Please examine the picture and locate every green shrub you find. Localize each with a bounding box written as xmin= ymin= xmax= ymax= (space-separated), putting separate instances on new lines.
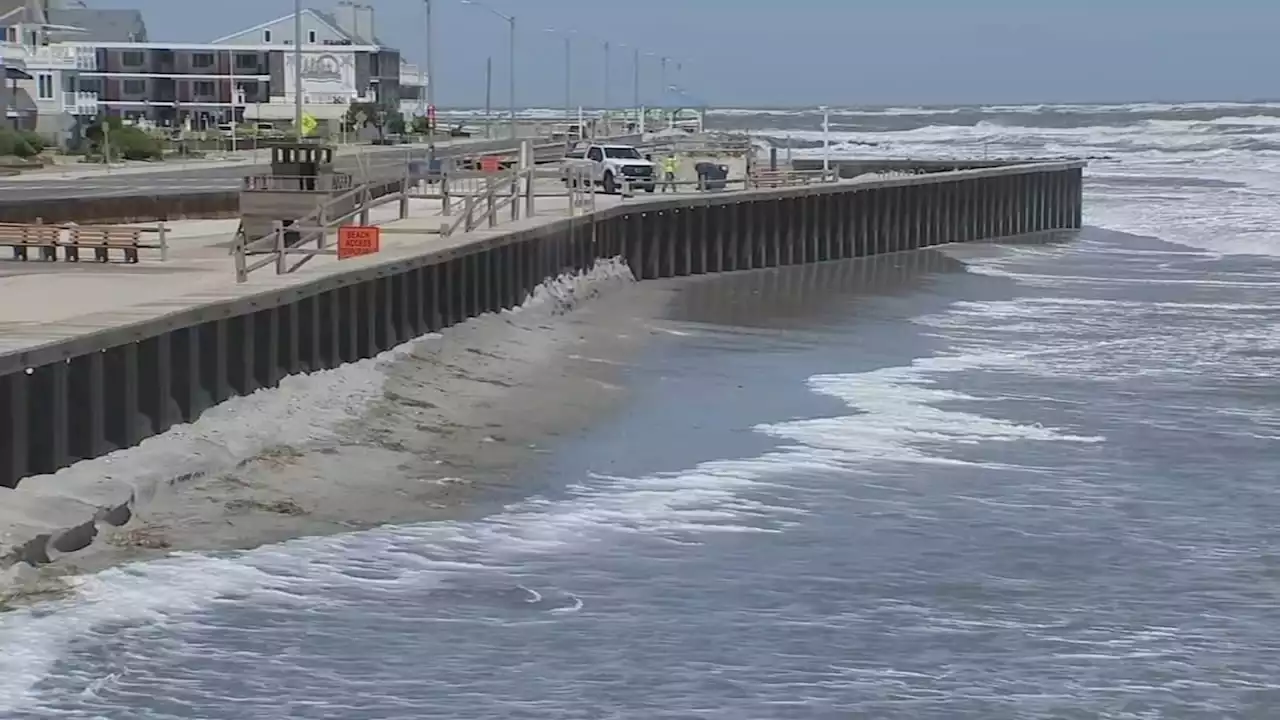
xmin=83 ymin=119 xmax=163 ymax=161
xmin=19 ymin=131 xmax=45 ymax=155
xmin=112 ymin=126 xmax=162 ymax=161
xmin=0 ymin=128 xmax=40 ymax=158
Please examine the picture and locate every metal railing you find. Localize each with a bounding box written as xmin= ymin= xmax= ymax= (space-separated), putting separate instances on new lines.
xmin=233 ymin=180 xmax=405 ymax=282
xmin=437 ymin=165 xmax=536 ymax=237
xmin=744 ymin=168 xmax=839 ymax=188
xmin=241 ymin=173 xmax=356 ymax=191
xmin=232 ymin=140 xmax=543 ymax=283
xmin=616 ymin=169 xmax=839 ymax=197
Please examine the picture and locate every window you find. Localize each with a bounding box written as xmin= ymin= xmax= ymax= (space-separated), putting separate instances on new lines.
xmin=121 ymin=50 xmax=144 ymax=66
xmin=194 ymin=80 xmax=215 ymax=96
xmin=66 ymin=75 xmax=77 ymax=93
xmin=307 ymin=30 xmax=316 ymax=43
xmin=235 ymin=52 xmax=258 ymax=70
xmin=122 ymin=79 xmax=146 ymax=94
xmin=2 ymin=27 xmax=15 ymax=43
xmin=263 ymin=29 xmax=272 ymax=42
xmin=604 ymin=146 xmax=642 ymax=160
xmin=587 ymin=147 xmax=603 ymax=162
xmin=191 ymin=52 xmax=214 ymax=68
xmin=36 ymin=74 xmax=53 ymax=100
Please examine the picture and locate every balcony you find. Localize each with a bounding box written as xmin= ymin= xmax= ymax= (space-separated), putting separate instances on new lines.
xmin=13 ymin=43 xmax=96 ymax=71
xmin=62 ymin=90 xmax=98 ymax=116
xmin=0 ymin=42 xmax=26 ymax=67
xmin=399 ymin=62 xmax=424 ymax=89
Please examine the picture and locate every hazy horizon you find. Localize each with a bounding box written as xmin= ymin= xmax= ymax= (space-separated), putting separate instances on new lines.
xmin=86 ymin=0 xmax=1280 ymax=109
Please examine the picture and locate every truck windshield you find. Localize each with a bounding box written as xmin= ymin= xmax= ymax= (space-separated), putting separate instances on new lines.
xmin=604 ymin=147 xmax=643 ymax=159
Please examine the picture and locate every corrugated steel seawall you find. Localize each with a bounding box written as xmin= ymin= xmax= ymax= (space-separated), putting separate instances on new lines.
xmin=0 ymin=161 xmax=1084 ymax=490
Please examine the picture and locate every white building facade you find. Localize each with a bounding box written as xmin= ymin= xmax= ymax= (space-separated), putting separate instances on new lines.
xmin=2 ymin=4 xmax=424 ymax=138
xmin=0 ymin=2 xmax=99 ymax=141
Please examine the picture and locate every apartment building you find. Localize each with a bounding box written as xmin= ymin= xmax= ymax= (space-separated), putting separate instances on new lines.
xmin=2 ymin=2 xmax=424 ymax=139
xmin=0 ymin=0 xmax=111 ymax=139
xmin=85 ymin=5 xmax=421 ymax=131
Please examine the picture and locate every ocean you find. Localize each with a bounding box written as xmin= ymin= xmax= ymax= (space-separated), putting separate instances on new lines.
xmin=3 ymin=101 xmax=1280 ymax=718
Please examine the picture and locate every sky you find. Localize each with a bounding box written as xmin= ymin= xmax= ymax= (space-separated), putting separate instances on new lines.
xmin=90 ymin=0 xmax=1280 ymax=109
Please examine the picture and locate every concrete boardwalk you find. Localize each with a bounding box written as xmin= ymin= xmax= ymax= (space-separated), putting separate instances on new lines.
xmin=0 ymin=144 xmax=754 ymax=358
xmin=0 ymin=177 xmax=700 ymax=356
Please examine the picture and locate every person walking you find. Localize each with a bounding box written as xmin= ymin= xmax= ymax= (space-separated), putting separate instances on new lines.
xmin=661 ymin=153 xmax=679 ymax=193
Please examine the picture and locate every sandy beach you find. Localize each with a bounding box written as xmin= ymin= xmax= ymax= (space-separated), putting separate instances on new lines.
xmin=0 ymin=260 xmax=685 ymax=597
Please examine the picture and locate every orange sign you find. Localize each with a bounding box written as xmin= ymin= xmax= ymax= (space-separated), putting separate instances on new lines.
xmin=337 ymin=225 xmax=380 ymax=260
xmin=479 ymin=155 xmax=502 ymax=172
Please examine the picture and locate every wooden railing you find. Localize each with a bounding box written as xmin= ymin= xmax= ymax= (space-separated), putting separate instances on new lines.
xmin=233 ymin=179 xmax=407 ymax=283
xmin=232 ymin=141 xmax=544 ymax=283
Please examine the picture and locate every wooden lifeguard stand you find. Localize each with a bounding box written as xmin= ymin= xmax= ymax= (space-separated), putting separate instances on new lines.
xmin=239 ymin=142 xmax=355 ymax=241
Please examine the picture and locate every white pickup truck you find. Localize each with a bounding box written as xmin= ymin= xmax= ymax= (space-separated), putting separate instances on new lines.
xmin=562 ymin=142 xmax=657 ymax=194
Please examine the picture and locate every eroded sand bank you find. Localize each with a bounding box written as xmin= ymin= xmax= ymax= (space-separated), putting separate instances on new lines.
xmin=0 ymin=259 xmax=684 ymax=596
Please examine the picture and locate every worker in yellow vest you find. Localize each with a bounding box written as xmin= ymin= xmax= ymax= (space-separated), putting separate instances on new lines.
xmin=661 ymin=153 xmax=679 ymax=193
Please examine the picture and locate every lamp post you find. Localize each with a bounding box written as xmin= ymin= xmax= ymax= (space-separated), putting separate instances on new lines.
xmin=424 ymin=0 xmax=435 ymax=162
xmin=461 ymin=0 xmax=515 ymax=139
xmin=293 ymin=0 xmax=303 ymax=140
xmin=602 ymin=40 xmax=610 ymax=114
xmin=545 ymin=28 xmax=572 ymax=122
xmin=659 ymin=56 xmax=668 ymax=111
xmin=820 ymin=105 xmax=831 ymax=177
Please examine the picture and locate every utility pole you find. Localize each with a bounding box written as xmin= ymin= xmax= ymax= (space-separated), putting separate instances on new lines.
xmin=293 ymin=0 xmax=303 ymax=140
xmin=460 ymin=1 xmax=515 ymax=139
xmin=660 ymin=56 xmax=668 ymax=110
xmin=507 ymin=15 xmax=516 ymax=139
xmin=563 ymin=35 xmax=571 ymax=122
xmin=484 ymin=55 xmax=492 ymax=139
xmin=632 ymin=46 xmax=639 ymax=126
xmin=603 ymin=41 xmax=610 ymax=115
xmin=821 ymin=105 xmax=830 ymax=177
xmin=424 ymin=0 xmax=435 ymax=162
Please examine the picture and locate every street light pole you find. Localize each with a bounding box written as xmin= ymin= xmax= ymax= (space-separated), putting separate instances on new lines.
xmin=563 ymin=35 xmax=571 ymax=122
xmin=603 ymin=41 xmax=610 ymax=113
xmin=545 ymin=28 xmax=571 ymax=123
xmin=820 ymin=105 xmax=831 ymax=177
xmin=632 ymin=46 xmax=639 ymax=126
xmin=424 ymin=0 xmax=435 ymax=161
xmin=293 ymin=0 xmax=303 ymax=140
xmin=660 ymin=56 xmax=668 ymax=109
xmin=461 ymin=0 xmax=516 ymax=139
xmin=507 ymin=15 xmax=515 ymax=139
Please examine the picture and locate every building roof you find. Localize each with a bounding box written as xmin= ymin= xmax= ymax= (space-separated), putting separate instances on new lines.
xmin=45 ymin=8 xmax=147 ymax=42
xmin=310 ymin=9 xmax=385 ymax=46
xmin=210 ymin=8 xmax=389 ymax=49
xmin=211 ymin=9 xmax=343 ymax=44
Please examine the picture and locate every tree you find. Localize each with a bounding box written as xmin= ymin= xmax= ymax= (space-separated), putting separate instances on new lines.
xmin=344 ymin=101 xmax=404 ymax=142
xmin=83 ymin=116 xmax=163 ymax=161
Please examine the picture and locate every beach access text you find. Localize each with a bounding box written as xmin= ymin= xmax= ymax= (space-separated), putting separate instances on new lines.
xmin=337 ymin=225 xmax=380 ymax=260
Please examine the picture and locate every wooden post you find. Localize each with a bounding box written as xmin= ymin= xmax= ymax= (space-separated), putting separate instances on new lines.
xmin=522 ymin=139 xmax=534 ymax=218
xmin=157 ymin=221 xmax=168 ymax=261
xmin=274 ymin=220 xmax=286 ymax=275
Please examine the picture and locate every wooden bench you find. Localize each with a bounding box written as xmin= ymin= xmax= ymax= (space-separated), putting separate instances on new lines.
xmin=64 ymin=225 xmax=148 ymax=263
xmin=0 ymin=223 xmax=61 ymax=261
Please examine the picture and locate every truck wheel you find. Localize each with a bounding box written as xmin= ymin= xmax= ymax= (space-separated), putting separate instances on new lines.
xmin=603 ymin=171 xmax=617 ymax=194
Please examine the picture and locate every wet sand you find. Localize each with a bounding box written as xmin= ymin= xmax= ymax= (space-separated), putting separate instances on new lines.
xmin=2 ymin=262 xmax=685 ymax=592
